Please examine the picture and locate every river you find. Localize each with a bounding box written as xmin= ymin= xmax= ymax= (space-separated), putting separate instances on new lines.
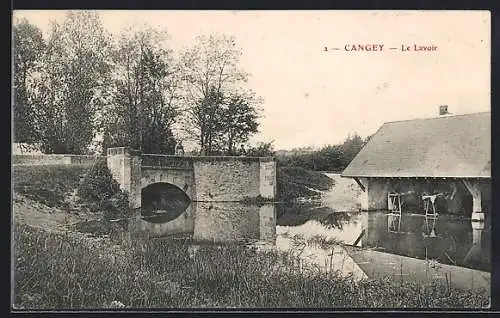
xmin=77 ymin=173 xmax=491 ymax=291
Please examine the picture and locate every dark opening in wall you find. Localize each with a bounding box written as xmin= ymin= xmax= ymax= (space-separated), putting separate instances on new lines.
xmin=141 ymin=182 xmax=191 ymax=222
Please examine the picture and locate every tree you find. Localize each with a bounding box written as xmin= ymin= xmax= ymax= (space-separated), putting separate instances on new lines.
xmin=246 ymin=141 xmax=275 ymax=157
xmin=103 ymin=25 xmax=181 ymax=154
xmin=276 ymin=134 xmax=365 ymax=172
xmin=221 ymin=94 xmax=259 ymax=155
xmin=31 ymin=11 xmax=112 ymax=154
xmin=12 ymin=18 xmax=45 ymax=143
xmin=186 ymin=88 xmax=261 ymax=155
xmin=186 ymin=87 xmax=226 ymax=155
xmin=341 ymin=133 xmax=365 ymax=167
xmin=181 ymin=33 xmax=250 ymax=154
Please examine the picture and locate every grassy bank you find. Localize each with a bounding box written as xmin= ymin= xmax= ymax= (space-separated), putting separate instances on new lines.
xmin=12 ymin=164 xmax=91 ymax=208
xmin=277 ymin=165 xmax=334 ymax=202
xmin=13 ymin=222 xmax=489 ymax=309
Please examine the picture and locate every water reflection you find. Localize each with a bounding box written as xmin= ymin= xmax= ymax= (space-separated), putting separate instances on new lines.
xmin=387 ymin=213 xmax=401 ymax=233
xmin=129 ymin=202 xmax=276 ymax=244
xmin=275 ymin=199 xmax=490 ymax=272
xmin=277 ymin=203 xmax=356 ymax=230
xmin=423 ymin=216 xmax=438 ymax=238
xmin=357 ymin=212 xmax=490 ymax=271
xmin=193 ymin=202 xmax=276 ymax=244
xmin=464 ymin=221 xmax=486 ymax=269
xmin=129 ymin=203 xmax=196 ymax=238
xmin=125 ymin=192 xmax=489 ymax=273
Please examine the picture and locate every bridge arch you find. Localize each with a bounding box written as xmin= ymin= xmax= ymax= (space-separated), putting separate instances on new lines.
xmin=140 ymin=168 xmax=195 ymax=202
xmin=141 ymin=182 xmax=191 ymax=221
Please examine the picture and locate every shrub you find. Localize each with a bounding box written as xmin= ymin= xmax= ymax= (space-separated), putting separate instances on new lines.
xmin=77 ymin=160 xmax=129 ymax=219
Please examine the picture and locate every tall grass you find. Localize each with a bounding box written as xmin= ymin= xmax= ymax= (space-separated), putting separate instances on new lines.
xmin=13 ymin=222 xmax=489 ymax=309
xmin=12 ymin=165 xmax=90 ymax=208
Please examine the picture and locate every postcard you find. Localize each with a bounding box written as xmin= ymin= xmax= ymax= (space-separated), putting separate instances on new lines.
xmin=11 ymin=10 xmax=491 ymax=310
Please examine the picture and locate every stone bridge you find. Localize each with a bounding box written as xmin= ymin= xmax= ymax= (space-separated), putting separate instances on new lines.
xmin=106 ymin=147 xmax=277 ymax=208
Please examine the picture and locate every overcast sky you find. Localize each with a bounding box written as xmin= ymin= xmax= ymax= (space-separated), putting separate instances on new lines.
xmin=13 ymin=10 xmax=490 ymax=150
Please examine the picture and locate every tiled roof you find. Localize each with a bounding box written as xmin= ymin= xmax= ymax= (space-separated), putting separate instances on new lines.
xmin=341 ymin=112 xmax=490 ymax=178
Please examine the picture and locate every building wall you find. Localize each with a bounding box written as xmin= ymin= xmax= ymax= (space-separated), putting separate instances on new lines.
xmin=361 ymin=177 xmax=491 ymax=216
xmin=366 ymin=178 xmax=393 ymax=210
xmin=357 ymin=178 xmax=369 ymax=210
xmin=479 ymin=180 xmax=492 ymax=213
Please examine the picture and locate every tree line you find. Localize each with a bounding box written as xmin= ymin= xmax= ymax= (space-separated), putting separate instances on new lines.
xmin=277 ymin=133 xmax=371 ymax=172
xmin=13 ymin=11 xmax=262 ymax=155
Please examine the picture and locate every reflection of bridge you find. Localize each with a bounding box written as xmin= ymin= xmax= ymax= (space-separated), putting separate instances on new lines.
xmin=107 ymin=147 xmax=277 ymax=208
xmin=129 ymin=202 xmax=277 ymax=244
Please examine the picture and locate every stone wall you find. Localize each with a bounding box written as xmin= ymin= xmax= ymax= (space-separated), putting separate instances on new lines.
xmin=12 ymin=154 xmax=103 ymax=166
xmin=12 ymin=143 xmax=43 ymax=155
xmin=106 ymin=148 xmax=277 ymax=206
xmin=259 ymin=160 xmax=277 ymax=199
xmin=106 ymin=147 xmax=142 ymax=208
xmin=193 ymin=157 xmax=262 ymax=202
xmin=140 ymin=168 xmax=195 ymax=201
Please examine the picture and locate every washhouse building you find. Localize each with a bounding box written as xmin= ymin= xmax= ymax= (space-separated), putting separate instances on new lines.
xmin=341 ymin=110 xmax=491 ymax=221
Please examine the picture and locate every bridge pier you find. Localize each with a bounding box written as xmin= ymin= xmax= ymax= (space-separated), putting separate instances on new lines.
xmin=107 ymin=147 xmax=142 ymax=208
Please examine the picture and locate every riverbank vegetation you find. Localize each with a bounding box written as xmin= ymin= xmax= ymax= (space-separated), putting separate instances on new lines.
xmin=12 ymin=163 xmax=130 ymax=221
xmin=276 ymin=133 xmax=369 ymax=173
xmin=271 ymin=133 xmax=369 ymax=201
xmin=12 ymin=164 xmax=88 ymax=208
xmin=276 ymin=165 xmax=334 ymax=202
xmin=13 ymin=222 xmax=489 ymax=309
xmin=77 ymin=160 xmax=130 ymax=219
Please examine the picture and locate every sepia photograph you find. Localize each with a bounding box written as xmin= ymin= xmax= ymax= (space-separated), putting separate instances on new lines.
xmin=11 ymin=10 xmax=491 ymax=310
